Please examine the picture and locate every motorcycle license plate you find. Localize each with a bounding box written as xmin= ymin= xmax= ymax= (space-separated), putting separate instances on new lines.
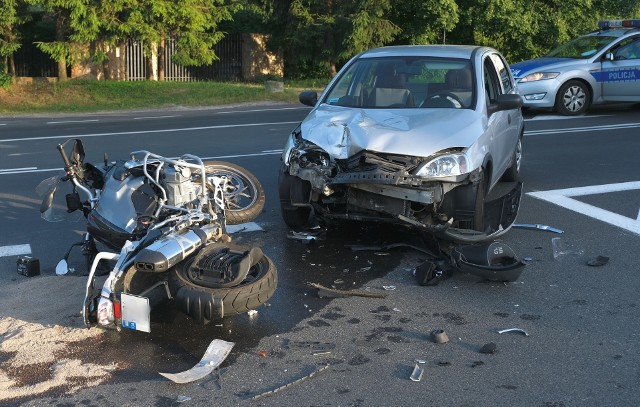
xmin=121 ymin=293 xmax=151 ymax=333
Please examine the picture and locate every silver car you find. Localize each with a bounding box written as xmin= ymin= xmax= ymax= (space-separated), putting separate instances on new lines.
xmin=511 ymin=19 xmax=640 ymax=115
xmin=279 ymin=45 xmax=524 ymax=243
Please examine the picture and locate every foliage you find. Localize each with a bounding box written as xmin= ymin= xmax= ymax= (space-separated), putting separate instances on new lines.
xmin=0 ymin=71 xmax=13 ymax=87
xmin=0 ymin=0 xmax=31 ymax=69
xmin=387 ymin=0 xmax=459 ymax=45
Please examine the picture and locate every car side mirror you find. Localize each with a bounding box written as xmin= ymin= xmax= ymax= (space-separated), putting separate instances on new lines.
xmin=487 ymin=94 xmax=523 ymax=115
xmin=299 ymin=90 xmax=318 ymax=107
xmin=605 ymin=52 xmax=615 ymax=61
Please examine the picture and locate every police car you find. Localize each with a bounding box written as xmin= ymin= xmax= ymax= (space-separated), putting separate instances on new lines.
xmin=511 ymin=19 xmax=640 ymax=115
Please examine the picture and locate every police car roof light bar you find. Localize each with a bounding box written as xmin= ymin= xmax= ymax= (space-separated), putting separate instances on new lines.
xmin=598 ymin=19 xmax=640 ymax=29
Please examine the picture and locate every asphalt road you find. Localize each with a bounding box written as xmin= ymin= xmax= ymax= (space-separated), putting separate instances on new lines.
xmin=1 ymin=103 xmax=639 ymax=406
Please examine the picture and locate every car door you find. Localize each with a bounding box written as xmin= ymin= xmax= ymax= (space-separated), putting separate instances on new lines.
xmin=483 ymin=53 xmax=518 ymax=187
xmin=601 ymin=35 xmax=640 ymax=101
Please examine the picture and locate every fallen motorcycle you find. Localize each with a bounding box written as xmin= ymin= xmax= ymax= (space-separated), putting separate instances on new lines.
xmin=38 ymin=139 xmax=276 ymax=332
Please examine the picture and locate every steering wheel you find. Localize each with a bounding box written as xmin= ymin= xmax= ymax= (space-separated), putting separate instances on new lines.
xmin=421 ymin=91 xmax=464 ymax=108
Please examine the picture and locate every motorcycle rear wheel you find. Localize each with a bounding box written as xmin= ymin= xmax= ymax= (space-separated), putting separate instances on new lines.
xmin=198 ymin=161 xmax=266 ymax=225
xmin=169 ymin=245 xmax=277 ymax=325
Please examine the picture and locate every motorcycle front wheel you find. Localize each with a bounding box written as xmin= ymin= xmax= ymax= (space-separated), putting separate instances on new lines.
xmin=169 ymin=244 xmax=277 ymax=325
xmin=197 ymin=161 xmax=266 ymax=225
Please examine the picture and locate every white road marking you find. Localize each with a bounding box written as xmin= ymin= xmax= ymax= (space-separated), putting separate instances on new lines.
xmin=525 ymin=114 xmax=611 ymax=121
xmin=47 ymin=119 xmax=100 ymax=125
xmin=216 ymin=107 xmax=309 ymax=114
xmin=133 ymin=115 xmax=180 ymax=120
xmin=0 ymin=244 xmax=32 ymax=257
xmin=0 ymin=121 xmax=299 ymax=143
xmin=527 ymin=181 xmax=640 ymax=235
xmin=524 ymin=122 xmax=640 ymax=136
xmin=226 ymin=222 xmax=264 ymax=233
xmin=0 ymin=150 xmax=284 ymax=175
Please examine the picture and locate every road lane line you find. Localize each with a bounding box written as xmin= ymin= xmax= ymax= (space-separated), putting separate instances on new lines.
xmin=216 ymin=107 xmax=309 ymax=114
xmin=0 ymin=151 xmax=283 ymax=175
xmin=0 ymin=244 xmax=32 ymax=257
xmin=133 ymin=115 xmax=180 ymax=120
xmin=0 ymin=121 xmax=300 ymax=143
xmin=524 ymin=122 xmax=640 ymax=136
xmin=47 ymin=119 xmax=100 ymax=125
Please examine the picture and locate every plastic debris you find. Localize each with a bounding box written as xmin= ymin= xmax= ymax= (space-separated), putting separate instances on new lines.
xmin=409 ymin=359 xmax=426 ymax=381
xmin=286 ymin=227 xmax=326 ymax=242
xmin=258 ymin=351 xmax=267 ymax=358
xmin=247 ymin=310 xmax=258 ymax=317
xmin=177 ymin=395 xmax=191 ymax=403
xmin=285 ymin=340 xmax=336 ymax=351
xmin=431 ymin=329 xmax=449 ymax=344
xmin=587 ymin=255 xmax=609 ymax=267
xmin=160 ymin=339 xmax=234 ymax=383
xmin=382 ymin=285 xmax=396 ymax=290
xmin=251 ymin=365 xmax=330 ymax=400
xmin=479 ymin=343 xmax=497 ymax=354
xmin=552 ymin=237 xmax=585 ymax=260
xmin=309 ymin=282 xmax=387 ymax=299
xmin=513 ymin=223 xmax=564 ymax=234
xmin=498 ymin=328 xmax=529 ymax=336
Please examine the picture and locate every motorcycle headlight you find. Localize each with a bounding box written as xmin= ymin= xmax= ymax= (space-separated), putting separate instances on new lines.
xmin=519 ymin=72 xmax=559 ymax=83
xmin=415 ymin=153 xmax=469 ymax=178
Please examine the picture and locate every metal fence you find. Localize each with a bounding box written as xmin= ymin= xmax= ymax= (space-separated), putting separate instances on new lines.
xmin=126 ymin=34 xmax=243 ymax=81
xmin=13 ymin=42 xmax=59 ymax=77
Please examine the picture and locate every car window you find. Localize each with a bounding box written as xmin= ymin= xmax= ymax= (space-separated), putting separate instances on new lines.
xmin=490 ymin=53 xmax=514 ymax=94
xmin=546 ymin=35 xmax=618 ymax=59
xmin=612 ymin=37 xmax=640 ymax=60
xmin=323 ymin=57 xmax=475 ymax=109
xmin=483 ymin=57 xmax=502 ymax=104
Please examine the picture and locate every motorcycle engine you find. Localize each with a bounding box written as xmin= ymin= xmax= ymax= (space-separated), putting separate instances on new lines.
xmin=163 ymin=165 xmax=197 ymax=207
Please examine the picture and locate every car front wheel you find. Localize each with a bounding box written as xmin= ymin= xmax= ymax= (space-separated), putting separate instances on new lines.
xmin=555 ymin=80 xmax=590 ymax=115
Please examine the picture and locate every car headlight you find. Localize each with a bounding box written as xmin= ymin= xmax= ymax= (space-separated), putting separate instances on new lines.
xmin=282 ymin=133 xmax=297 ymax=165
xmin=519 ymin=72 xmax=560 ymax=83
xmin=415 ymin=153 xmax=469 ymax=178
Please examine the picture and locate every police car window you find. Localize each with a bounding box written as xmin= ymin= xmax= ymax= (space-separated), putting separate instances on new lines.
xmin=614 ymin=37 xmax=640 ymax=60
xmin=546 ymin=35 xmax=617 ymax=59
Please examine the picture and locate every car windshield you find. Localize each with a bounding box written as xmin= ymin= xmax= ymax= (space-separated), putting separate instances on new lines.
xmin=545 ymin=35 xmax=617 ymax=59
xmin=323 ymin=56 xmax=475 ymax=109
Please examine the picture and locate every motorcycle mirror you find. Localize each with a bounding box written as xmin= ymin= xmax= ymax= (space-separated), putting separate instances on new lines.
xmin=40 ymin=184 xmax=57 ymax=213
xmin=70 ymin=139 xmax=85 ymax=165
xmin=103 ymin=152 xmax=108 ymax=167
xmin=55 ymin=259 xmax=70 ymax=275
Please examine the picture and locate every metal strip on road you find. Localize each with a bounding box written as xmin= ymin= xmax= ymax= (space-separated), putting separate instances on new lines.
xmin=0 ymin=244 xmax=32 ymax=258
xmin=0 ymin=121 xmax=300 ymax=143
xmin=524 ymin=122 xmax=640 ymax=136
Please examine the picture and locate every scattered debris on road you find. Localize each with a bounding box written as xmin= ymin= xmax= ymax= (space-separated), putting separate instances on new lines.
xmin=513 ymin=223 xmax=564 ymax=234
xmin=309 ymin=282 xmax=387 ymax=299
xmin=251 ymin=365 xmax=330 ymax=400
xmin=498 ymin=328 xmax=529 ymax=336
xmin=159 ymin=339 xmax=234 ymax=384
xmin=587 ymin=255 xmax=609 ymax=267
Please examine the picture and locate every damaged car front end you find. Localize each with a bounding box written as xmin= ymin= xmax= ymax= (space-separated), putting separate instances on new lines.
xmin=279 ymin=45 xmax=524 ymax=244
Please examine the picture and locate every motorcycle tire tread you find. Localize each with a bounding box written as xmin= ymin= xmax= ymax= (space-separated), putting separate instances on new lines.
xmin=169 ymin=252 xmax=277 ymax=325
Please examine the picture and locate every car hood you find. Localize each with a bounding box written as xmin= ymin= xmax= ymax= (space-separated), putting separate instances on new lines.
xmin=510 ymin=57 xmax=586 ymax=78
xmin=300 ymin=104 xmax=483 ymax=160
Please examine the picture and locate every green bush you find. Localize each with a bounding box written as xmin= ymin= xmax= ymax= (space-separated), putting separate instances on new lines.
xmin=0 ymin=72 xmax=13 ymax=89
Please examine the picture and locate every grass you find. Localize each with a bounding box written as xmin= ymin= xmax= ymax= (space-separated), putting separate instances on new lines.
xmin=0 ymin=79 xmax=328 ymax=114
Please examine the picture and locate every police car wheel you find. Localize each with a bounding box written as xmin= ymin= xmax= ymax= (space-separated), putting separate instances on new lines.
xmin=555 ymin=80 xmax=590 ymax=116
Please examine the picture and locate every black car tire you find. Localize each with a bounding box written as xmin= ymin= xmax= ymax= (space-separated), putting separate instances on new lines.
xmin=501 ymin=137 xmax=522 ymax=182
xmin=278 ymin=169 xmax=313 ymax=228
xmin=169 ymin=247 xmax=277 ymax=325
xmin=199 ymin=161 xmax=265 ymax=225
xmin=555 ymin=80 xmax=590 ymax=116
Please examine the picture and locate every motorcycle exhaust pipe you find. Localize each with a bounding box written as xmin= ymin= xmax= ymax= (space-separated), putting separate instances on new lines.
xmin=134 ymin=224 xmax=219 ymax=272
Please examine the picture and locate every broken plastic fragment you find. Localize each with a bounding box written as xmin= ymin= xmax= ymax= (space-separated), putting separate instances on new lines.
xmin=513 ymin=223 xmax=564 ymax=234
xmin=479 ymin=343 xmax=497 ymax=354
xmin=251 ymin=365 xmax=330 ymax=400
xmin=431 ymin=329 xmax=449 ymax=344
xmin=247 ymin=310 xmax=258 ymax=317
xmin=498 ymin=328 xmax=529 ymax=336
xmin=382 ymin=285 xmax=396 ymax=290
xmin=409 ymin=359 xmax=426 ymax=381
xmin=160 ymin=339 xmax=234 ymax=383
xmin=587 ymin=255 xmax=609 ymax=267
xmin=177 ymin=395 xmax=191 ymax=403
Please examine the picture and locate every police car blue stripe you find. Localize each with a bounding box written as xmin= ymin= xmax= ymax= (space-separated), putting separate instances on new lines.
xmin=591 ymin=68 xmax=640 ymax=82
xmin=510 ymin=57 xmax=570 ymax=77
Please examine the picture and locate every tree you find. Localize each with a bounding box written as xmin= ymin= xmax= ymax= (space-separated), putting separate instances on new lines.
xmin=259 ymin=0 xmax=399 ymax=78
xmin=387 ymin=0 xmax=459 ymax=45
xmin=0 ymin=0 xmax=30 ymax=75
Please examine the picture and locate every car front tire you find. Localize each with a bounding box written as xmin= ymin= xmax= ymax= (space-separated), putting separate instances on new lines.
xmin=555 ymin=80 xmax=590 ymax=115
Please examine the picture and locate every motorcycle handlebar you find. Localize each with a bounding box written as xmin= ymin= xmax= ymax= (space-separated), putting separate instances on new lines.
xmin=57 ymin=142 xmax=73 ymax=168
